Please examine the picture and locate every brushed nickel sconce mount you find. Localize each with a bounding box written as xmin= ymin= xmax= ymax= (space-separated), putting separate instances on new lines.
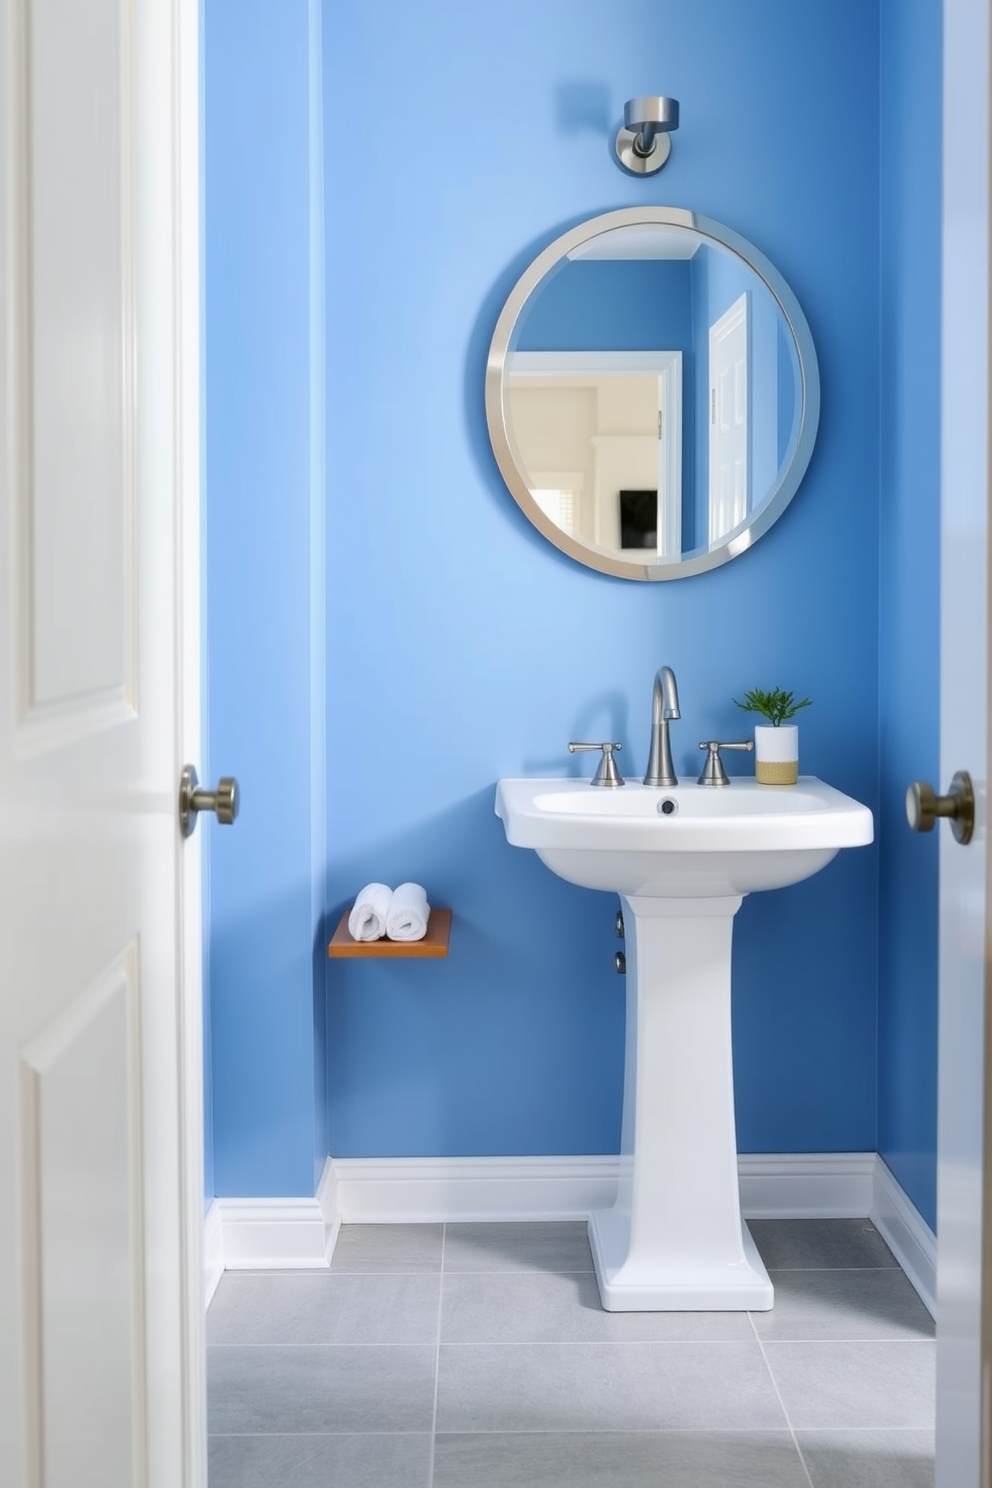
xmin=615 ymin=96 xmax=680 ymax=177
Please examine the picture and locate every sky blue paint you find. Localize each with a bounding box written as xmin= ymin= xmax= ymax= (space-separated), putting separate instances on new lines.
xmin=518 ymin=260 xmax=694 ymax=351
xmin=322 ymin=0 xmax=882 ymax=1163
xmin=203 ymin=0 xmax=325 ymax=1196
xmin=307 ymin=0 xmax=328 ymax=1197
xmin=876 ymin=0 xmax=942 ymax=1230
xmin=201 ymin=0 xmax=942 ymax=1203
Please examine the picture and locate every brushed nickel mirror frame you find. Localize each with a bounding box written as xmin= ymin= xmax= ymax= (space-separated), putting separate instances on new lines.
xmin=485 ymin=206 xmax=820 ymax=581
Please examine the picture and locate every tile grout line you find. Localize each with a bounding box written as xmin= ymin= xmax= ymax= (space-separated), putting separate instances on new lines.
xmin=746 ymin=1309 xmax=817 ymax=1488
xmin=204 ymin=1334 xmax=937 ymax=1350
xmin=427 ymin=1224 xmax=446 ymax=1487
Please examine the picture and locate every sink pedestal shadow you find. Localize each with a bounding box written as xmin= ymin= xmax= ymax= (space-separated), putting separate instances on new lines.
xmin=588 ymin=893 xmax=773 ymax=1312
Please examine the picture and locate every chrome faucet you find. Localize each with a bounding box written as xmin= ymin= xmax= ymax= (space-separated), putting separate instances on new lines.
xmin=643 ymin=666 xmax=681 ymax=786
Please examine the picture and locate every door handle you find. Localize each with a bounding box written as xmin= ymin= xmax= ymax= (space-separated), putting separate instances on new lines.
xmin=179 ymin=764 xmax=240 ymax=838
xmin=905 ymin=770 xmax=974 ymax=845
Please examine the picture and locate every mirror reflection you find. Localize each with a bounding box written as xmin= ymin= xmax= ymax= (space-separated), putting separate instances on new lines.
xmin=486 ymin=209 xmax=819 ymax=581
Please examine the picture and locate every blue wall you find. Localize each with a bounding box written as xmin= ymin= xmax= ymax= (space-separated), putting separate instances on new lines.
xmin=203 ymin=0 xmax=326 ymax=1196
xmin=518 ymin=260 xmax=694 ymax=351
xmin=877 ymin=0 xmax=942 ymax=1229
xmin=323 ymin=0 xmax=880 ymax=1162
xmin=202 ymin=0 xmax=941 ymax=1220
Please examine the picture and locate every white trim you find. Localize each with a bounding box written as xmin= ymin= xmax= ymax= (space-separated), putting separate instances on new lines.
xmin=212 ymin=1198 xmax=333 ymax=1271
xmin=203 ymin=1202 xmax=224 ymax=1308
xmin=169 ymin=1 xmax=207 ymax=1482
xmin=870 ymin=1157 xmax=937 ymax=1317
xmin=205 ymin=1152 xmax=935 ymax=1317
xmin=328 ymin=1154 xmax=621 ymax=1224
xmin=737 ymin=1151 xmax=876 ymax=1218
xmin=316 ymin=1149 xmax=342 ymax=1257
xmin=326 ymin=1152 xmax=876 ymax=1226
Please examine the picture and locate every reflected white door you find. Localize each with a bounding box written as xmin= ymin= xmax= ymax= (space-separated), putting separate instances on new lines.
xmin=708 ymin=293 xmax=748 ymax=544
xmin=934 ymin=1 xmax=990 ymax=1484
xmin=0 ymin=2 xmax=205 ymax=1485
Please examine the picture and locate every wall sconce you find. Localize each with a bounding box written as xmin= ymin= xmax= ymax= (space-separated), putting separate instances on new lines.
xmin=614 ymin=96 xmax=680 ymax=177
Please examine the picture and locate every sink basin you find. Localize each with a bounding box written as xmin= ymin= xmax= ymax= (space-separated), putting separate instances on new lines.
xmin=495 ymin=772 xmax=873 ymax=1313
xmin=495 ymin=776 xmax=873 ymax=898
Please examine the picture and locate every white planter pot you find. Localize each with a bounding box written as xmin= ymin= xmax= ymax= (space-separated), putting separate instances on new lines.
xmin=754 ymin=724 xmax=799 ymax=785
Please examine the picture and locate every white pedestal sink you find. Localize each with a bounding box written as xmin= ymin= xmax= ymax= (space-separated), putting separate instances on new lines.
xmin=495 ymin=776 xmax=873 ymax=1311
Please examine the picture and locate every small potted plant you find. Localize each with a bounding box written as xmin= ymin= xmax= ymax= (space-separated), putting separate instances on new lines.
xmin=732 ymin=687 xmax=811 ymax=785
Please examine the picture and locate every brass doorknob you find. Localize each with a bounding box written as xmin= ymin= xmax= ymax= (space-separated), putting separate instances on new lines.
xmin=905 ymin=770 xmax=974 ymax=845
xmin=179 ymin=764 xmax=240 ymax=838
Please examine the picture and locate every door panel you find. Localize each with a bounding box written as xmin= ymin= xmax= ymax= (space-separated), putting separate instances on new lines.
xmin=935 ymin=1 xmax=990 ymax=1483
xmin=0 ymin=0 xmax=203 ymax=1483
xmin=27 ymin=0 xmax=131 ymax=709
xmin=708 ymin=293 xmax=748 ymax=544
xmin=19 ymin=946 xmax=144 ymax=1487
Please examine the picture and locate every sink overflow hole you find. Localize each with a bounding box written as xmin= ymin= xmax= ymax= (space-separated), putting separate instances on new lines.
xmin=657 ymin=798 xmax=678 ymax=816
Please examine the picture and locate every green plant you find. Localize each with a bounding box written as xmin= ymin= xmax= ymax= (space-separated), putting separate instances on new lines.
xmin=732 ymin=687 xmax=812 ymax=727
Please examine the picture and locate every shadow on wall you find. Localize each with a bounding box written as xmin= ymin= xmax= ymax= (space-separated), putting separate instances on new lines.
xmin=325 ymin=786 xmax=626 ymax=1159
xmin=554 ymin=81 xmax=612 ymax=136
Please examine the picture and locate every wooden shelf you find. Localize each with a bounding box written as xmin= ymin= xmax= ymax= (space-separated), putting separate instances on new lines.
xmin=328 ymin=907 xmax=451 ymax=959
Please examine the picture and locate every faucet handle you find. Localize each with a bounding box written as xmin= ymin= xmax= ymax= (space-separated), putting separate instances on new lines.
xmin=568 ymin=741 xmax=625 ymax=788
xmin=697 ymin=739 xmax=754 ymax=786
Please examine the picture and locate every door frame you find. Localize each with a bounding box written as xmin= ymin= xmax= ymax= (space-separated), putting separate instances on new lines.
xmin=934 ymin=0 xmax=992 ymax=1483
xmin=171 ymin=0 xmax=208 ymax=1479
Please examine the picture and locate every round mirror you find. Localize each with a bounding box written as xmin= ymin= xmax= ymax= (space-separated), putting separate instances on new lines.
xmin=485 ymin=207 xmax=819 ymax=581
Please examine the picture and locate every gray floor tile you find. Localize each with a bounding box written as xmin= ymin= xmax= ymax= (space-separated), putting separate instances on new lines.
xmin=443 ymin=1221 xmax=593 ymax=1274
xmin=763 ymin=1341 xmax=936 ymax=1429
xmin=207 ymin=1271 xmax=440 ymax=1346
xmin=202 ymin=1219 xmax=940 ymax=1488
xmin=442 ymin=1268 xmax=753 ymax=1343
xmin=436 ymin=1341 xmax=787 ymax=1432
xmin=207 ymin=1432 xmax=432 ymax=1488
xmin=751 ymin=1269 xmax=935 ymax=1342
xmin=749 ymin=1219 xmax=898 ymax=1270
xmin=207 ymin=1344 xmax=436 ymax=1434
xmin=798 ymin=1429 xmax=935 ymax=1487
xmin=329 ymin=1222 xmax=444 ymax=1272
xmin=433 ymin=1431 xmax=812 ymax=1488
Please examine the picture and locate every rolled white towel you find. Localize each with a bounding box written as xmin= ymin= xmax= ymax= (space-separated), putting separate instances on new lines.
xmin=386 ymin=881 xmax=430 ymax=942
xmin=348 ymin=882 xmax=393 ymax=941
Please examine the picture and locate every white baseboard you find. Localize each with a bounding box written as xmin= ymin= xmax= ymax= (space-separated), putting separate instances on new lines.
xmin=205 ymin=1150 xmax=936 ymax=1318
xmin=870 ymin=1157 xmax=937 ymax=1316
xmin=738 ymin=1151 xmax=876 ymax=1218
xmin=327 ymin=1151 xmax=877 ymax=1225
xmin=203 ymin=1200 xmax=224 ymax=1306
xmin=327 ymin=1154 xmax=621 ymax=1224
xmin=210 ymin=1196 xmax=334 ymax=1271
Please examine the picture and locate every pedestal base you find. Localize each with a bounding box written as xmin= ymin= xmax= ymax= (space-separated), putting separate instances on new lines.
xmin=588 ymin=1206 xmax=774 ymax=1312
xmin=596 ymin=893 xmax=772 ymax=1312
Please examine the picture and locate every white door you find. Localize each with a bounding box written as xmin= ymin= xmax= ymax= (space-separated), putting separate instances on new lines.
xmin=0 ymin=2 xmax=205 ymax=1486
xmin=934 ymin=0 xmax=991 ymax=1483
xmin=708 ymin=293 xmax=748 ymax=544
